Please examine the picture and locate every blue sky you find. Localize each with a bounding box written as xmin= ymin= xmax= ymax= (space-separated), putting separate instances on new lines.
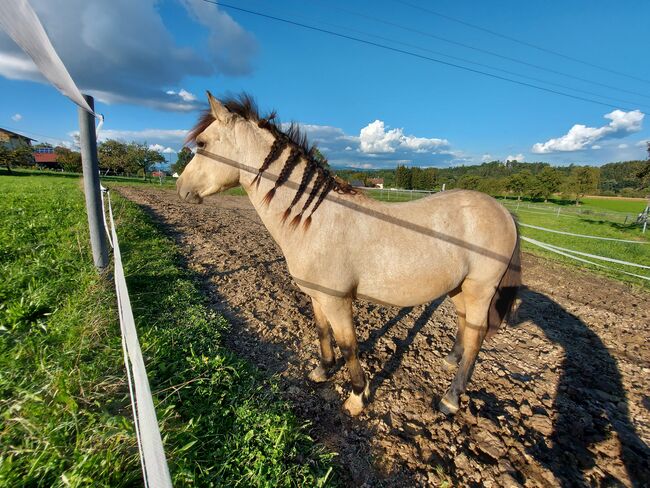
xmin=1 ymin=0 xmax=649 ymax=168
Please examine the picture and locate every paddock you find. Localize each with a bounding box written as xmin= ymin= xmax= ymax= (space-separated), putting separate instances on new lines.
xmin=120 ymin=185 xmax=650 ymax=487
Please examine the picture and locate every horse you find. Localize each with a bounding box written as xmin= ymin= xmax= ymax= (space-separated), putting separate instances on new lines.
xmin=176 ymin=92 xmax=521 ymax=416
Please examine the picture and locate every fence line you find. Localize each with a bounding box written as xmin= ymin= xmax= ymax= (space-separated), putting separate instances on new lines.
xmin=105 ymin=190 xmax=173 ymax=488
xmin=519 ymin=223 xmax=650 ymax=244
xmin=521 ymin=236 xmax=650 ymax=281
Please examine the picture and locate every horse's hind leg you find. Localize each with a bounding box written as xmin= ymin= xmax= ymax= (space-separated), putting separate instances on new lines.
xmin=439 ymin=280 xmax=491 ymax=415
xmin=318 ymin=296 xmax=369 ymax=416
xmin=443 ymin=286 xmax=466 ymax=370
xmin=308 ymin=298 xmax=336 ymax=383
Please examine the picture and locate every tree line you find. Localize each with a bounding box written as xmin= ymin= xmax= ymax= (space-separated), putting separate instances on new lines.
xmin=0 ymin=139 xmax=196 ymax=178
xmin=337 ymin=144 xmax=650 ymax=203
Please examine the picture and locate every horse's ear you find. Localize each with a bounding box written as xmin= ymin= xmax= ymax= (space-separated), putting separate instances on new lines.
xmin=207 ymin=91 xmax=229 ymax=121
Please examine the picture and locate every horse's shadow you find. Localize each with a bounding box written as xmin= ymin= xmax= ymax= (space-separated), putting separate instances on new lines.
xmin=490 ymin=286 xmax=650 ymax=487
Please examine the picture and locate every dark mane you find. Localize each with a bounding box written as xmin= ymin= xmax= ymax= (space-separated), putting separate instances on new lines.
xmin=187 ymin=93 xmax=356 ymax=229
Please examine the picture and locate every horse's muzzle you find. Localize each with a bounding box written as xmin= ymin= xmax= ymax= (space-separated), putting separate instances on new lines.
xmin=176 ymin=179 xmax=203 ymax=204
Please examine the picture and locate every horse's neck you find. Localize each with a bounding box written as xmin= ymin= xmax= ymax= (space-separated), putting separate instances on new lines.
xmin=239 ymin=146 xmax=309 ymax=248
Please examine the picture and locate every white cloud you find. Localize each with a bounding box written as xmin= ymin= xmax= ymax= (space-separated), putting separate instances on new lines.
xmin=166 ymin=89 xmax=197 ymax=103
xmin=148 ymin=143 xmax=176 ymax=153
xmin=11 ymin=113 xmax=22 ymax=121
xmin=481 ymin=153 xmax=493 ymax=162
xmin=592 ymin=145 xmax=602 ymax=150
xmin=506 ymin=153 xmax=525 ymax=162
xmin=70 ymin=128 xmax=188 ymax=147
xmin=278 ymin=120 xmax=458 ymax=168
xmin=0 ymin=0 xmax=257 ymax=111
xmin=617 ymin=143 xmax=628 ymax=149
xmin=532 ymin=109 xmax=644 ymax=154
xmin=358 ymin=120 xmax=449 ymax=154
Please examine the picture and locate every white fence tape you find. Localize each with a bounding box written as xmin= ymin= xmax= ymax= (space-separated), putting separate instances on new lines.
xmin=105 ymin=190 xmax=173 ymax=488
xmin=0 ymin=0 xmax=96 ymax=116
xmin=520 ymin=223 xmax=649 ymax=244
xmin=522 ymin=236 xmax=650 ymax=281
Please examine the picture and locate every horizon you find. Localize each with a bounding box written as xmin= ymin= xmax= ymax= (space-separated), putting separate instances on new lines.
xmin=1 ymin=1 xmax=649 ymax=169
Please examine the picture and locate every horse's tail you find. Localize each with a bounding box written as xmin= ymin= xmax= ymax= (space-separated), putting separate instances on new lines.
xmin=486 ymin=221 xmax=521 ymax=339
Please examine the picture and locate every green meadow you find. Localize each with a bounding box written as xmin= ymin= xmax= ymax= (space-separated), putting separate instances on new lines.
xmin=0 ymin=172 xmax=335 ymax=487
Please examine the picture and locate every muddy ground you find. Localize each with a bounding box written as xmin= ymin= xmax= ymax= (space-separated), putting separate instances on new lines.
xmin=119 ymin=187 xmax=650 ymax=487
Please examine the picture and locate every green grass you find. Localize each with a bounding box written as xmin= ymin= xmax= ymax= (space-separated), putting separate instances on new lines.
xmin=0 ymin=173 xmax=336 ymax=486
xmin=580 ymin=196 xmax=647 ymax=214
xmin=497 ymin=201 xmax=650 ymax=287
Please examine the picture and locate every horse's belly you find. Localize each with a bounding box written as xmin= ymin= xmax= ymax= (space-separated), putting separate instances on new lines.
xmin=356 ymin=268 xmax=460 ymax=307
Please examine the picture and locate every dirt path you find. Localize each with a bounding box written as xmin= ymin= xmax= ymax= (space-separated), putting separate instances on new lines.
xmin=119 ymin=187 xmax=650 ymax=487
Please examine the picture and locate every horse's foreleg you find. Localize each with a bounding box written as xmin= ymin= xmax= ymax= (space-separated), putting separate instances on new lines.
xmin=443 ymin=287 xmax=466 ymax=370
xmin=319 ymin=297 xmax=369 ymax=416
xmin=439 ymin=283 xmax=491 ymax=415
xmin=308 ymin=299 xmax=336 ymax=383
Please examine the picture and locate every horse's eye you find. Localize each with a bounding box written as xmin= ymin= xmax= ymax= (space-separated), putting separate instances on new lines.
xmin=196 ymin=140 xmax=206 ymax=149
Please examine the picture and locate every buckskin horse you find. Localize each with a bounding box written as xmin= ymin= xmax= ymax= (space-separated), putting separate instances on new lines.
xmin=176 ymin=92 xmax=520 ymax=416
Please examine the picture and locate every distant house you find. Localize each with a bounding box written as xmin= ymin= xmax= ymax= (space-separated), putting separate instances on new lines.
xmin=152 ymin=170 xmax=166 ymax=178
xmin=368 ymin=178 xmax=384 ymax=189
xmin=0 ymin=128 xmax=34 ymax=149
xmin=34 ymin=151 xmax=61 ymax=170
xmin=350 ymin=179 xmax=365 ymax=187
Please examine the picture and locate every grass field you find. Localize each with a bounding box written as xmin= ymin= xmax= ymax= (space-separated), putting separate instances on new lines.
xmin=0 ymin=173 xmax=335 ymax=486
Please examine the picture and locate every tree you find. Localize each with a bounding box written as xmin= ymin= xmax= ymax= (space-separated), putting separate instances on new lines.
xmin=535 ymin=167 xmax=562 ymax=202
xmin=457 ymin=174 xmax=481 ymax=190
xmin=55 ymin=146 xmax=82 ymax=173
xmin=8 ymin=145 xmax=34 ymax=169
xmin=98 ymin=139 xmax=130 ymax=174
xmin=567 ymin=166 xmax=600 ymax=205
xmin=0 ymin=144 xmax=11 ymax=172
xmin=128 ymin=142 xmax=165 ymax=179
xmin=637 ymin=142 xmax=650 ymax=185
xmin=506 ymin=171 xmax=532 ymax=200
xmin=172 ymin=147 xmax=193 ymax=174
xmin=394 ymin=164 xmax=411 ymax=189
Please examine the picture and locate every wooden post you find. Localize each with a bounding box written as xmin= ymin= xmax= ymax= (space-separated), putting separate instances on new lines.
xmin=78 ymin=94 xmax=108 ymax=270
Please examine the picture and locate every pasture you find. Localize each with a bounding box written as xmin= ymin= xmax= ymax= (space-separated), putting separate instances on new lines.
xmin=0 ymin=173 xmax=334 ymax=486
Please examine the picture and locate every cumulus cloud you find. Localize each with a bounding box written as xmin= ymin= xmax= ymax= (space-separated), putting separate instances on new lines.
xmin=506 ymin=153 xmax=525 ymax=162
xmin=358 ymin=120 xmax=449 ymax=154
xmin=0 ymin=0 xmax=257 ymax=111
xmin=532 ymin=109 xmax=644 ymax=154
xmin=149 ymin=143 xmax=176 ymax=153
xmin=165 ymin=89 xmax=197 ymax=103
xmin=481 ymin=153 xmax=493 ymax=162
xmin=11 ymin=113 xmax=22 ymax=121
xmin=281 ymin=119 xmax=458 ymax=168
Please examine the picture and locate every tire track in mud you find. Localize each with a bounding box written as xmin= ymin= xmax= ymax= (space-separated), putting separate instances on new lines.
xmin=120 ymin=187 xmax=650 ymax=487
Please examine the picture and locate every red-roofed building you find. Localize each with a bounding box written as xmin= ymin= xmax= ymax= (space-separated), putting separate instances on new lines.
xmin=34 ymin=149 xmax=61 ymax=169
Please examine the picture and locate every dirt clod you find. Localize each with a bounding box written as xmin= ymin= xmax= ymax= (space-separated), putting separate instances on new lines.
xmin=120 ymin=187 xmax=650 ymax=487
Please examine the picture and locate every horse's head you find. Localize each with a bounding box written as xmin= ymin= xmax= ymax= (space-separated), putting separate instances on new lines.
xmin=176 ymin=92 xmax=251 ymax=203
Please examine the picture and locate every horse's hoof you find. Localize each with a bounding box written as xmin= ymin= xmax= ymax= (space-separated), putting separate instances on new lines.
xmin=308 ymin=365 xmax=329 ymax=383
xmin=438 ymin=396 xmax=459 ymax=415
xmin=441 ymin=354 xmax=458 ymax=371
xmin=343 ymin=392 xmax=365 ymax=416
xmin=342 ymin=379 xmax=370 ymax=417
